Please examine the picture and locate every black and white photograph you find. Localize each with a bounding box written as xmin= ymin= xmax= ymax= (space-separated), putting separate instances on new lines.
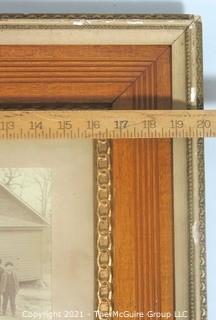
xmin=0 ymin=168 xmax=52 ymax=319
xmin=0 ymin=140 xmax=95 ymax=320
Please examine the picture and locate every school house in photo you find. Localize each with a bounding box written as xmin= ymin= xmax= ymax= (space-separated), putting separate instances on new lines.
xmin=0 ymin=183 xmax=49 ymax=282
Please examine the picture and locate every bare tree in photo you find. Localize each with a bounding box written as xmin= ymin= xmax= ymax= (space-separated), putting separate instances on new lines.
xmin=0 ymin=168 xmax=33 ymax=199
xmin=0 ymin=168 xmax=23 ymax=193
xmin=33 ymin=169 xmax=52 ymax=218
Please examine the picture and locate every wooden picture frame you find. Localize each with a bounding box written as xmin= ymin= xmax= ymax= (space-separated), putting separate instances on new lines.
xmin=0 ymin=14 xmax=206 ymax=320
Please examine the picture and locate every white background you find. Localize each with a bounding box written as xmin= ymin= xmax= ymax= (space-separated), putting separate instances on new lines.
xmin=0 ymin=0 xmax=215 ymax=318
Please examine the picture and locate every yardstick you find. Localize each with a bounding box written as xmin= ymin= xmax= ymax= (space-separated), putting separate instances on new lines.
xmin=0 ymin=109 xmax=215 ymax=140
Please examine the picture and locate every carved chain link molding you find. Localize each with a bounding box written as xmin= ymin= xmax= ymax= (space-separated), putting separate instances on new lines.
xmin=96 ymin=140 xmax=112 ymax=319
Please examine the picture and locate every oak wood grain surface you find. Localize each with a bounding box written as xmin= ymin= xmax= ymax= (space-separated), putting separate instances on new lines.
xmin=0 ymin=45 xmax=169 ymax=103
xmin=0 ymin=44 xmax=174 ymax=319
xmin=112 ymin=47 xmax=174 ymax=319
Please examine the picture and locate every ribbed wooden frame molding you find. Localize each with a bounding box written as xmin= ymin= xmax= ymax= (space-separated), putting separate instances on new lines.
xmin=0 ymin=14 xmax=206 ymax=320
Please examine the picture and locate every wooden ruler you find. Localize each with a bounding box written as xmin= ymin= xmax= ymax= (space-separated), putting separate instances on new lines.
xmin=0 ymin=109 xmax=215 ymax=140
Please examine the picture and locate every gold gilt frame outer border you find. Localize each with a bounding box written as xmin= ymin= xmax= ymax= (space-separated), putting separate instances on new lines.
xmin=0 ymin=14 xmax=193 ymax=19
xmin=185 ymin=19 xmax=207 ymax=320
xmin=0 ymin=14 xmax=207 ymax=320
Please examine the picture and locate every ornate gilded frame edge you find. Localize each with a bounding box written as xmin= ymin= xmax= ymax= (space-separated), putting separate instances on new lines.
xmin=185 ymin=19 xmax=207 ymax=320
xmin=0 ymin=14 xmax=206 ymax=320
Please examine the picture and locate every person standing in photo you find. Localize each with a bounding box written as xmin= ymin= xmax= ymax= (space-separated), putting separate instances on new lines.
xmin=0 ymin=260 xmax=4 ymax=314
xmin=1 ymin=262 xmax=19 ymax=317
